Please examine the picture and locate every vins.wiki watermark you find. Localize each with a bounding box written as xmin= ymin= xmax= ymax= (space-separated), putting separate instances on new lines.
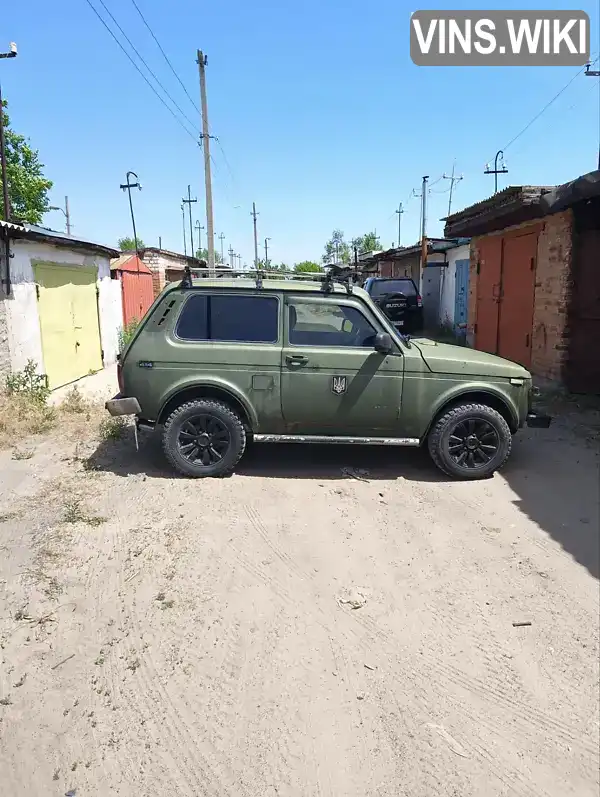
xmin=410 ymin=10 xmax=590 ymax=66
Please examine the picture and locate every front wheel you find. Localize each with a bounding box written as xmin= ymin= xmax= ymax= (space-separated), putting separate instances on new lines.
xmin=162 ymin=399 xmax=247 ymax=477
xmin=427 ymin=402 xmax=512 ymax=480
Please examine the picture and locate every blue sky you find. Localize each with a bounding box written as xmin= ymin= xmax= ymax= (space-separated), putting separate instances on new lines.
xmin=3 ymin=0 xmax=599 ymax=265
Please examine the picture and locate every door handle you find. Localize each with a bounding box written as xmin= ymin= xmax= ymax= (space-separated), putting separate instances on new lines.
xmin=285 ymin=354 xmax=308 ymax=365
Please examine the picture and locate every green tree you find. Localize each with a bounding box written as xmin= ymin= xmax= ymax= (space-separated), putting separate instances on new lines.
xmin=294 ymin=261 xmax=322 ymax=273
xmin=322 ymin=229 xmax=350 ymax=265
xmin=118 ymin=236 xmax=145 ymax=251
xmin=351 ymin=231 xmax=382 ymax=254
xmin=195 ymin=248 xmax=224 ymax=264
xmin=1 ymin=99 xmax=52 ymax=224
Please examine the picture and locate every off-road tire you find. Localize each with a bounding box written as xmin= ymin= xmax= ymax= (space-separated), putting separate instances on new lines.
xmin=427 ymin=402 xmax=512 ymax=480
xmin=162 ymin=399 xmax=246 ymax=478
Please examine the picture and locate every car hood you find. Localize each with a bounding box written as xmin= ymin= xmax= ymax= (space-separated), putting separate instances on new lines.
xmin=411 ymin=338 xmax=530 ymax=378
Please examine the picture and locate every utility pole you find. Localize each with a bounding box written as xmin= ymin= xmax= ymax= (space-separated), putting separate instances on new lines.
xmin=443 ymin=162 xmax=464 ymax=216
xmin=585 ymin=61 xmax=600 ymax=169
xmin=264 ymin=237 xmax=271 ymax=269
xmin=197 ymin=50 xmax=215 ymax=275
xmin=395 ymin=203 xmax=404 ymax=248
xmin=182 ymin=185 xmax=197 ymax=256
xmin=236 ymin=254 xmax=242 ymax=270
xmin=419 ymin=175 xmax=429 ymax=291
xmin=0 ymin=42 xmax=17 ymax=223
xmin=49 ymin=195 xmax=72 ymax=235
xmin=195 ymin=220 xmax=204 ymax=252
xmin=484 ymin=150 xmax=508 ymax=194
xmin=228 ymin=245 xmax=235 ymax=268
xmin=251 ymin=203 xmax=259 ymax=268
xmin=181 ymin=204 xmax=187 ymax=256
xmin=119 ymin=171 xmax=142 ymax=262
xmin=218 ymin=232 xmax=225 ymax=264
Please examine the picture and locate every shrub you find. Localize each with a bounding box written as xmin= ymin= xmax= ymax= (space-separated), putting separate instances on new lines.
xmin=5 ymin=360 xmax=50 ymax=404
xmin=118 ymin=319 xmax=140 ymax=353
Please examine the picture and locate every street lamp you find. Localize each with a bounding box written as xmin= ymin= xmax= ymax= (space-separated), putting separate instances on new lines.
xmin=49 ymin=197 xmax=71 ymax=235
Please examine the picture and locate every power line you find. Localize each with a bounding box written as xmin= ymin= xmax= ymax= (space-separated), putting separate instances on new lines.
xmin=494 ymin=56 xmax=599 ymax=157
xmin=83 ymin=0 xmax=199 ymax=143
xmin=129 ymin=0 xmax=200 ymax=116
xmin=94 ymin=0 xmax=199 ymax=131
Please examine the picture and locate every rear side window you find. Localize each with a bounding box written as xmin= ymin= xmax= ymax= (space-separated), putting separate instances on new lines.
xmin=368 ymin=279 xmax=417 ymax=298
xmin=176 ymin=293 xmax=278 ymax=343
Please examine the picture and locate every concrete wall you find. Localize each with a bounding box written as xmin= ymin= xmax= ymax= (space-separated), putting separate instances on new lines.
xmin=4 ymin=239 xmax=121 ymax=377
xmin=0 ymin=293 xmax=10 ymax=381
xmin=439 ymin=243 xmax=470 ymax=328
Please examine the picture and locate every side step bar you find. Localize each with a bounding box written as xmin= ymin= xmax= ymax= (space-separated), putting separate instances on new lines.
xmin=253 ymin=434 xmax=420 ymax=446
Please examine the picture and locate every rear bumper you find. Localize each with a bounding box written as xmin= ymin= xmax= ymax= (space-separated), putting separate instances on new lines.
xmin=105 ymin=394 xmax=141 ymax=417
xmin=526 ymin=411 xmax=552 ymax=429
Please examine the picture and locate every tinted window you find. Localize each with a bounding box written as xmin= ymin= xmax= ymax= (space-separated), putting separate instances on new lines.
xmin=289 ymin=302 xmax=377 ymax=348
xmin=176 ymin=293 xmax=278 ymax=343
xmin=368 ymin=279 xmax=417 ymax=298
xmin=211 ymin=295 xmax=278 ymax=343
xmin=175 ymin=294 xmax=208 ymax=340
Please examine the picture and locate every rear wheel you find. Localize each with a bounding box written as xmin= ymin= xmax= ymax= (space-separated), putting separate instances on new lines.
xmin=162 ymin=399 xmax=246 ymax=477
xmin=427 ymin=402 xmax=512 ymax=480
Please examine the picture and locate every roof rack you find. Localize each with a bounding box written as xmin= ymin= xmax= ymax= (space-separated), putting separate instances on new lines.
xmin=180 ymin=264 xmax=362 ymax=295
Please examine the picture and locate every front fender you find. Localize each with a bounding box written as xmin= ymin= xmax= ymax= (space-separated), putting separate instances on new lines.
xmin=422 ymin=381 xmax=520 ymax=438
xmin=157 ymin=376 xmax=259 ymax=428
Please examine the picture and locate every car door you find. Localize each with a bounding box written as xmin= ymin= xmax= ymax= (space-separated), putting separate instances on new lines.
xmin=280 ymin=295 xmax=404 ymax=435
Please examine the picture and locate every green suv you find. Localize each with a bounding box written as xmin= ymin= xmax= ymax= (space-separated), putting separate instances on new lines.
xmin=106 ymin=271 xmax=550 ymax=480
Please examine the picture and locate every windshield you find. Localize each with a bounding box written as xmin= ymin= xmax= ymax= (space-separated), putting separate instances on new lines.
xmin=369 ymin=279 xmax=417 ymax=298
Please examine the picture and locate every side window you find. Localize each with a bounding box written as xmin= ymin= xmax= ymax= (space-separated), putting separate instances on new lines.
xmin=175 ymin=294 xmax=208 ymax=340
xmin=176 ymin=293 xmax=278 ymax=343
xmin=211 ymin=295 xmax=278 ymax=343
xmin=289 ymin=302 xmax=377 ymax=348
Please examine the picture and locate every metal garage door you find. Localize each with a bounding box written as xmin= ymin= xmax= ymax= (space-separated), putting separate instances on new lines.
xmin=34 ymin=263 xmax=103 ymax=389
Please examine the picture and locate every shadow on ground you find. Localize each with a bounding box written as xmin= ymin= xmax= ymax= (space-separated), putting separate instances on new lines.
xmin=85 ymin=432 xmax=449 ymax=483
xmin=86 ymin=399 xmax=600 ymax=579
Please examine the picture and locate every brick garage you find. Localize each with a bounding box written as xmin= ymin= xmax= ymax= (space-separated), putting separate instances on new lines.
xmin=445 ymin=171 xmax=600 ymax=393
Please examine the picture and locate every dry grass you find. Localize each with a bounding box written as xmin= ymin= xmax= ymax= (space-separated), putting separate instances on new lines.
xmin=0 ymin=392 xmax=57 ymax=450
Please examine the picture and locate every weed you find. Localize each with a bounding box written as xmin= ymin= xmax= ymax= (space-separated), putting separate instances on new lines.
xmin=99 ymin=416 xmax=126 ymax=442
xmin=13 ymin=674 xmax=26 ymax=688
xmin=118 ymin=318 xmax=140 ymax=353
xmin=126 ymin=658 xmax=141 ymax=672
xmin=60 ymin=386 xmax=89 ymax=414
xmin=94 ymin=651 xmax=105 ymax=666
xmin=63 ymin=499 xmax=106 ymax=527
xmin=0 ymin=511 xmax=18 ymax=523
xmin=5 ymin=361 xmax=50 ymax=404
xmin=14 ymin=606 xmax=29 ymax=621
xmin=156 ymin=592 xmax=166 ymax=602
xmin=53 ymin=769 xmax=60 ymax=781
xmin=0 ymin=696 xmax=11 ymax=706
xmin=160 ymin=600 xmax=175 ymax=610
xmin=11 ymin=449 xmax=33 ymax=461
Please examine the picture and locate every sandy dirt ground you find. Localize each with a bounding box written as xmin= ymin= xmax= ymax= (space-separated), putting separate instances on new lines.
xmin=0 ymin=397 xmax=598 ymax=797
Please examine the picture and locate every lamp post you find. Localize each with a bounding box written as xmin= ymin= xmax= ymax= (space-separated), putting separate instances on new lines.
xmin=484 ymin=150 xmax=508 ymax=194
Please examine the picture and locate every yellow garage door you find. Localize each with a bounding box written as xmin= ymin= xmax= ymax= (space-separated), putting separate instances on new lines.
xmin=34 ymin=263 xmax=103 ymax=389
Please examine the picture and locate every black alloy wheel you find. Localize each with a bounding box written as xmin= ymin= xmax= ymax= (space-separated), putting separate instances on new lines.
xmin=447 ymin=418 xmax=500 ymax=470
xmin=177 ymin=414 xmax=231 ymax=467
xmin=162 ymin=399 xmax=247 ymax=478
xmin=427 ymin=402 xmax=512 ymax=480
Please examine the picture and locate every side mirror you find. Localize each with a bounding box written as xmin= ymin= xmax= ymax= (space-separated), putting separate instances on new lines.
xmin=374 ymin=332 xmax=393 ymax=353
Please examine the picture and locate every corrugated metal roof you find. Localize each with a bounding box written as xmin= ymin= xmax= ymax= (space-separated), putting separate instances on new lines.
xmin=0 ymin=219 xmax=120 ymax=257
xmin=110 ymin=253 xmax=152 ymax=274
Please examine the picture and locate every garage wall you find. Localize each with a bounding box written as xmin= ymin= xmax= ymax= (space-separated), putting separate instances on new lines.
xmin=5 ymin=239 xmax=121 ymax=376
xmin=0 ymin=296 xmax=10 ymax=380
xmin=439 ymin=243 xmax=470 ymax=327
